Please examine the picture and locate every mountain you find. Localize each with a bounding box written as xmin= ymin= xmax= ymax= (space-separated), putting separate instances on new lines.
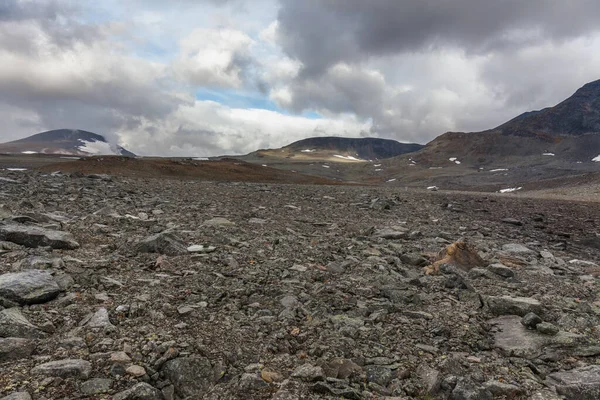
xmin=411 ymin=80 xmax=600 ymax=167
xmin=236 ymin=136 xmax=423 ymax=164
xmin=0 ymin=129 xmax=135 ymax=157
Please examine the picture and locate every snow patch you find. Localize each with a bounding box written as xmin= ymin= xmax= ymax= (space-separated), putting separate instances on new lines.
xmin=375 ymin=169 xmax=383 ymax=172
xmin=21 ymin=151 xmax=37 ymax=154
xmin=333 ymin=154 xmax=361 ymax=161
xmin=386 ymin=178 xmax=397 ymax=183
xmin=6 ymin=168 xmax=27 ymax=171
xmin=60 ymin=157 xmax=81 ymax=160
xmin=593 ymin=155 xmax=600 ymax=162
xmin=427 ymin=186 xmax=439 ymax=191
xmin=322 ymin=165 xmax=330 ymax=168
xmin=301 ymin=149 xmax=315 ymax=153
xmin=499 ymin=187 xmax=522 ymax=194
xmin=373 ymin=164 xmax=381 ymax=167
xmin=454 ymin=160 xmax=461 ymax=165
xmin=449 ymin=157 xmax=457 ymax=162
xmin=78 ymin=139 xmax=122 ymax=156
xmin=489 ymin=169 xmax=509 ymax=172
xmin=192 ymin=157 xmax=209 ymax=161
xmin=543 ymin=153 xmax=555 ymax=156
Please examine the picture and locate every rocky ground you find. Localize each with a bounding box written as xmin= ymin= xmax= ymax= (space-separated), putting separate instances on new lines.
xmin=1 ymin=169 xmax=600 ymax=400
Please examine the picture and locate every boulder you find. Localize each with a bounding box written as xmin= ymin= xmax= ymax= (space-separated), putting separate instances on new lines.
xmin=0 ymin=338 xmax=36 ymax=361
xmin=31 ymin=359 xmax=92 ymax=379
xmin=113 ymin=383 xmax=163 ymax=400
xmin=0 ymin=308 xmax=45 ymax=339
xmin=162 ymin=357 xmax=214 ymax=398
xmin=0 ymin=223 xmax=79 ymax=249
xmin=487 ymin=295 xmax=543 ymax=317
xmin=0 ymin=270 xmax=61 ymax=305
xmin=135 ymin=232 xmax=187 ymax=256
xmin=547 ymin=365 xmax=600 ymax=400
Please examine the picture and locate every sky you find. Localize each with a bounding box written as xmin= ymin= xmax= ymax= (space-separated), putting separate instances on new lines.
xmin=2 ymin=0 xmax=600 ymax=157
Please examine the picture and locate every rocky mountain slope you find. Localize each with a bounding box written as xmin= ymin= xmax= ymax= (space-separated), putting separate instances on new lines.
xmin=410 ymin=80 xmax=600 ymax=167
xmin=0 ymin=169 xmax=599 ymax=399
xmin=0 ymin=129 xmax=135 ymax=157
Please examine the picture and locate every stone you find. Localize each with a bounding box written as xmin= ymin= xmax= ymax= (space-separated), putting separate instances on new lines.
xmin=291 ymin=364 xmax=325 ymax=381
xmin=113 ymin=383 xmax=163 ymax=400
xmin=162 ymin=357 xmax=214 ymax=398
xmin=0 ymin=338 xmax=36 ymax=361
xmin=85 ymin=308 xmax=116 ymax=331
xmin=0 ymin=223 xmax=79 ymax=249
xmin=186 ymin=245 xmax=216 ymax=253
xmin=501 ymin=218 xmax=523 ymax=226
xmin=135 ymin=231 xmax=187 ymax=256
xmin=452 ymin=378 xmax=493 ymax=400
xmin=238 ymin=373 xmax=269 ymax=391
xmin=0 ymin=308 xmax=45 ymax=339
xmin=487 ymin=295 xmax=543 ymax=317
xmin=261 ymin=370 xmax=284 ymax=383
xmin=31 ymin=359 xmax=92 ymax=379
xmin=0 ymin=393 xmax=32 ymax=400
xmin=547 ymin=365 xmax=600 ymax=400
xmin=487 ymin=263 xmax=515 ymax=278
xmin=203 ymin=217 xmax=235 ymax=227
xmin=537 ymin=322 xmax=560 ymax=335
xmin=400 ymin=253 xmax=428 ymax=266
xmin=323 ymin=358 xmax=362 ymax=380
xmin=364 ymin=365 xmax=394 ymax=387
xmin=483 ymin=380 xmax=525 ymax=397
xmin=416 ymin=364 xmax=441 ymax=394
xmin=501 ymin=243 xmax=535 ymax=255
xmin=374 ymin=228 xmax=408 ymax=240
xmin=127 ymin=365 xmax=146 ymax=377
xmin=0 ymin=270 xmax=61 ymax=305
xmin=280 ymin=295 xmax=299 ymax=308
xmin=80 ymin=378 xmax=113 ymax=395
xmin=521 ymin=312 xmax=543 ymax=329
xmin=311 ymin=382 xmax=361 ymax=400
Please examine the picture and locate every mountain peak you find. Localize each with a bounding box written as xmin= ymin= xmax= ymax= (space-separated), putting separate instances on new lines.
xmin=0 ymin=129 xmax=135 ymax=157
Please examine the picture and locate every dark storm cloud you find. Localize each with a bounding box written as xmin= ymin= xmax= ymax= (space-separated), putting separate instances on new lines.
xmin=277 ymin=0 xmax=600 ymax=75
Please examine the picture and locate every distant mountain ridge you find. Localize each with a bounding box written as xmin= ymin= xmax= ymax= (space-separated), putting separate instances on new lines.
xmin=284 ymin=137 xmax=424 ymax=160
xmin=0 ymin=129 xmax=135 ymax=157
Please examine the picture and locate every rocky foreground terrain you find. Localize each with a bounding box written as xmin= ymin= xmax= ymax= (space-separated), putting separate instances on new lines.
xmin=1 ymin=170 xmax=600 ymax=400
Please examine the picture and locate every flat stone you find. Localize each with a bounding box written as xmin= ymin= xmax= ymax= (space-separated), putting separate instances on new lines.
xmin=487 ymin=263 xmax=515 ymax=278
xmin=31 ymin=359 xmax=92 ymax=379
xmin=113 ymin=382 xmax=163 ymax=400
xmin=126 ymin=365 xmax=146 ymax=377
xmin=0 ymin=308 xmax=45 ymax=339
xmin=80 ymin=378 xmax=113 ymax=395
xmin=374 ymin=228 xmax=408 ymax=240
xmin=452 ymin=378 xmax=493 ymax=400
xmin=0 ymin=338 xmax=36 ymax=361
xmin=291 ymin=364 xmax=325 ymax=381
xmin=490 ymin=316 xmax=581 ymax=359
xmin=280 ymin=295 xmax=299 ymax=309
xmin=487 ymin=295 xmax=543 ymax=317
xmin=547 ymin=365 xmax=600 ymax=400
xmin=85 ymin=308 xmax=116 ymax=331
xmin=501 ymin=218 xmax=523 ymax=226
xmin=416 ymin=364 xmax=441 ymax=394
xmin=483 ymin=381 xmax=524 ymax=397
xmin=0 ymin=393 xmax=32 ymax=400
xmin=186 ymin=245 xmax=216 ymax=253
xmin=0 ymin=223 xmax=79 ymax=249
xmin=162 ymin=357 xmax=214 ymax=398
xmin=0 ymin=270 xmax=61 ymax=305
xmin=501 ymin=243 xmax=535 ymax=255
xmin=203 ymin=217 xmax=235 ymax=227
xmin=135 ymin=232 xmax=187 ymax=256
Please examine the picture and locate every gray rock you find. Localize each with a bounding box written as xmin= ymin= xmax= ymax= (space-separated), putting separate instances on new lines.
xmin=483 ymin=380 xmax=524 ymax=397
xmin=80 ymin=378 xmax=113 ymax=395
xmin=400 ymin=253 xmax=428 ymax=266
xmin=0 ymin=308 xmax=45 ymax=339
xmin=203 ymin=217 xmax=235 ymax=227
xmin=537 ymin=322 xmax=560 ymax=335
xmin=487 ymin=295 xmax=543 ymax=317
xmin=416 ymin=364 xmax=441 ymax=394
xmin=364 ymin=365 xmax=394 ymax=387
xmin=0 ymin=338 xmax=36 ymax=361
xmin=487 ymin=263 xmax=515 ymax=278
xmin=501 ymin=243 xmax=535 ymax=254
xmin=490 ymin=316 xmax=581 ymax=358
xmin=374 ymin=228 xmax=408 ymax=240
xmin=84 ymin=308 xmax=116 ymax=331
xmin=501 ymin=218 xmax=523 ymax=226
xmin=162 ymin=357 xmax=214 ymax=398
xmin=31 ymin=359 xmax=92 ymax=379
xmin=0 ymin=223 xmax=79 ymax=249
xmin=312 ymin=382 xmax=361 ymax=400
xmin=521 ymin=312 xmax=543 ymax=329
xmin=452 ymin=378 xmax=492 ymax=400
xmin=113 ymin=383 xmax=163 ymax=400
xmin=0 ymin=393 xmax=32 ymax=400
xmin=291 ymin=364 xmax=325 ymax=381
xmin=0 ymin=270 xmax=61 ymax=305
xmin=547 ymin=365 xmax=600 ymax=400
xmin=280 ymin=295 xmax=299 ymax=309
xmin=238 ymin=373 xmax=269 ymax=391
xmin=135 ymin=232 xmax=187 ymax=256
xmin=468 ymin=268 xmax=495 ymax=279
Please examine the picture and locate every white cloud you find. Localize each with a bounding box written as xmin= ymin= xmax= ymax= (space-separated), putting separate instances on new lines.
xmin=174 ymin=28 xmax=255 ymax=88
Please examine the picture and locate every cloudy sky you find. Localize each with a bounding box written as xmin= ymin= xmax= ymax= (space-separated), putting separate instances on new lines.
xmin=2 ymin=0 xmax=600 ymax=156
